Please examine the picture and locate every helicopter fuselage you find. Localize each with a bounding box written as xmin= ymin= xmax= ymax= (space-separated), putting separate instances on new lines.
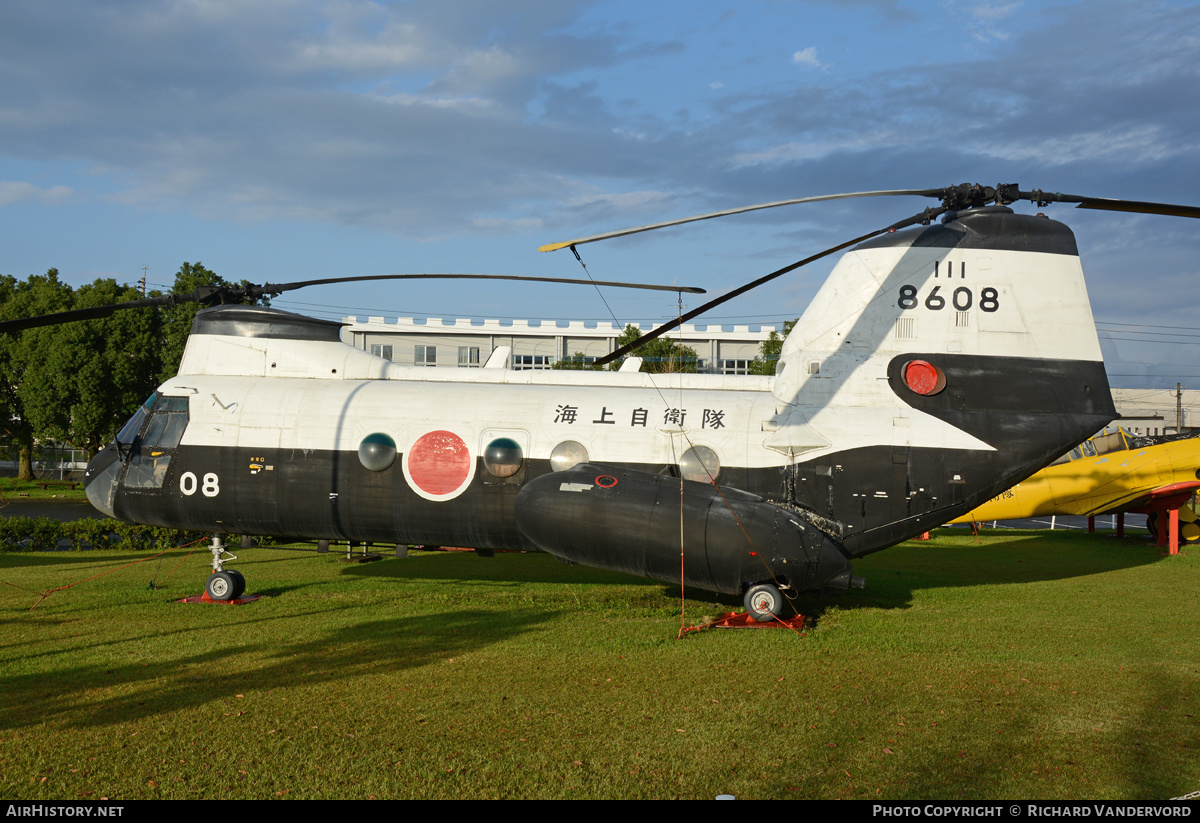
xmin=84 ymin=207 xmax=1117 ymax=601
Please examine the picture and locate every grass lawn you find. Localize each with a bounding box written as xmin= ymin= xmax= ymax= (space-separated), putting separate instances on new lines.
xmin=0 ymin=478 xmax=88 ymax=501
xmin=0 ymin=529 xmax=1197 ymax=800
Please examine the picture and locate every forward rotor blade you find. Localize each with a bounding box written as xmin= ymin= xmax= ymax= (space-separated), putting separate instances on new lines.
xmin=261 ymin=273 xmax=705 ymax=295
xmin=538 ymin=189 xmax=944 ymax=252
xmin=0 ymin=293 xmax=205 ymax=334
xmin=0 ymin=273 xmax=705 ymax=335
xmin=593 ymin=207 xmax=943 ymax=366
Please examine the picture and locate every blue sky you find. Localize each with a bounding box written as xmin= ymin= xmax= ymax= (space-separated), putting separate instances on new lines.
xmin=2 ymin=0 xmax=1199 ymax=386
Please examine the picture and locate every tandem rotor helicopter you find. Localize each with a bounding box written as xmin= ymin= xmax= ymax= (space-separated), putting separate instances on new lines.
xmin=8 ymin=183 xmax=1200 ymax=620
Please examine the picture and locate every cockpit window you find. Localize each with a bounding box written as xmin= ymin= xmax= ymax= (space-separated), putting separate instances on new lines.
xmin=116 ymin=393 xmax=156 ymax=445
xmin=140 ymin=396 xmax=189 ymax=450
xmin=1052 ymin=428 xmax=1133 ymax=466
xmin=121 ymin=395 xmax=190 ymax=490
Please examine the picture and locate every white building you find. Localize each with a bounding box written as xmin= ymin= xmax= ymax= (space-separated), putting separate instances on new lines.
xmin=341 ymin=316 xmax=779 ymax=374
xmin=1110 ymin=387 xmax=1200 ymax=436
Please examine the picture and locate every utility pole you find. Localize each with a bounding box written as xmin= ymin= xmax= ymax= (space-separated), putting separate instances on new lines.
xmin=1172 ymin=382 xmax=1185 ymax=433
xmin=140 ymin=265 xmax=149 ymax=297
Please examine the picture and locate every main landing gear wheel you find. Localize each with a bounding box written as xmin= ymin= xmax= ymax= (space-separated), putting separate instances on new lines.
xmin=744 ymin=583 xmax=784 ymax=623
xmin=207 ymin=571 xmax=238 ymax=601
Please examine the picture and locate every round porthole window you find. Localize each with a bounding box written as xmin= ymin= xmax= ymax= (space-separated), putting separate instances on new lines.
xmin=680 ymin=445 xmax=720 ymax=484
xmin=483 ymin=437 xmax=523 ymax=478
xmin=550 ymin=440 xmax=589 ymax=472
xmin=358 ymin=432 xmax=397 ymax=471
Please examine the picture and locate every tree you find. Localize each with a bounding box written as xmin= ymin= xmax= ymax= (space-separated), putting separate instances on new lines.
xmin=0 ymin=270 xmax=74 ymax=478
xmin=158 ymin=262 xmax=221 ymax=382
xmin=157 ymin=262 xmax=269 ymax=381
xmin=23 ymin=279 xmax=163 ymax=459
xmin=552 ymin=352 xmax=602 ymax=371
xmin=609 ymin=325 xmax=698 ymax=374
xmin=748 ymin=319 xmax=797 ymax=375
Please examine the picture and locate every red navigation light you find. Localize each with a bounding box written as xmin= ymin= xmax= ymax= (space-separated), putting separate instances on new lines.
xmin=903 ymin=360 xmax=946 ymax=396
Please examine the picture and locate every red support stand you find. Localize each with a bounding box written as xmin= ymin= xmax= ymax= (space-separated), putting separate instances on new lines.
xmin=1150 ymin=507 xmax=1182 ymax=555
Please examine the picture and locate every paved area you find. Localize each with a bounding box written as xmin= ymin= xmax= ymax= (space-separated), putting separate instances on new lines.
xmin=0 ymin=500 xmax=107 ymax=521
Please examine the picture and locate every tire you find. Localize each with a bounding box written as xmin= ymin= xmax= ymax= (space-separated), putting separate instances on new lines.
xmin=1146 ymin=512 xmax=1161 ymax=542
xmin=227 ymin=569 xmax=246 ymax=599
xmin=744 ymin=583 xmax=784 ymax=622
xmin=206 ymin=571 xmax=235 ymax=601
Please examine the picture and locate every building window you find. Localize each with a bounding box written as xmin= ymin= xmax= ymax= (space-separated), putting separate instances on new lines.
xmin=512 ymin=355 xmax=552 ymax=370
xmin=458 ymin=346 xmax=480 ymax=367
xmin=719 ymin=359 xmax=750 ymax=375
xmin=369 ymin=344 xmax=394 ymax=361
xmin=415 ymin=345 xmax=436 ymax=367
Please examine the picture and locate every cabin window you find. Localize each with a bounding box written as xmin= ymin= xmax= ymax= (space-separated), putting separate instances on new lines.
xmin=550 ymin=440 xmax=589 ymax=472
xmin=483 ymin=437 xmax=523 ymax=478
xmin=680 ymin=445 xmax=720 ymax=484
xmin=359 ymin=433 xmax=397 ymax=471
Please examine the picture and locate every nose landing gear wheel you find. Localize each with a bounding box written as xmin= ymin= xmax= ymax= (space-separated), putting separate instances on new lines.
xmin=206 ymin=571 xmax=236 ymax=601
xmin=227 ymin=569 xmax=246 ymax=599
xmin=744 ymin=583 xmax=784 ymax=622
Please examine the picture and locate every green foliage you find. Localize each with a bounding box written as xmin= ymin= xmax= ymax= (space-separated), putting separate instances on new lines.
xmin=23 ymin=279 xmax=162 ymax=458
xmin=551 ymin=352 xmax=602 ymax=370
xmin=0 ymin=517 xmax=205 ymax=552
xmin=157 ymin=262 xmax=219 ymax=381
xmin=157 ymin=262 xmax=270 ymax=381
xmin=0 ymin=270 xmax=75 ymax=478
xmin=610 ymin=324 xmax=698 ymax=373
xmin=0 ymin=261 xmax=269 ymax=463
xmin=748 ymin=318 xmax=796 ymax=375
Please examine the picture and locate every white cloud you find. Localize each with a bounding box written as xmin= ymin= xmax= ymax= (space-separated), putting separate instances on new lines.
xmin=968 ymin=1 xmax=1022 ymax=42
xmin=0 ymin=181 xmax=75 ymax=206
xmin=791 ymin=47 xmax=825 ymax=69
xmin=978 ymin=126 xmax=1194 ymax=165
xmin=731 ymin=132 xmax=897 ymax=167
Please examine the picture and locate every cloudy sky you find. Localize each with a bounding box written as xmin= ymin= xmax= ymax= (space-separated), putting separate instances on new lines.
xmin=1 ymin=0 xmax=1198 ymax=386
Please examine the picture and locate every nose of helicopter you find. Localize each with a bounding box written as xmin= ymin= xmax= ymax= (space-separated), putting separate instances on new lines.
xmin=83 ymin=444 xmax=120 ymax=518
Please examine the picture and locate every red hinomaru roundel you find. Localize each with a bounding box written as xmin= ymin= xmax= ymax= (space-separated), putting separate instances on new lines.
xmin=404 ymin=430 xmax=474 ymax=499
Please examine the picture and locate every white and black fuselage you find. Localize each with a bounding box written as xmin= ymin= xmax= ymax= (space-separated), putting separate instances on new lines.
xmin=84 ymin=207 xmax=1115 ymax=597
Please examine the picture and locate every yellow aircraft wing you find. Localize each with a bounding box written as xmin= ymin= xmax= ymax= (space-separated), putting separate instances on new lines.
xmin=952 ymin=433 xmax=1200 ymax=523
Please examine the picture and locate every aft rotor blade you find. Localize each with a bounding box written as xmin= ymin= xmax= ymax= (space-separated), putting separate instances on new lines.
xmin=261 ymin=273 xmax=705 ymax=295
xmin=593 ymin=208 xmax=943 ymax=366
xmin=538 ymin=189 xmax=943 ymax=252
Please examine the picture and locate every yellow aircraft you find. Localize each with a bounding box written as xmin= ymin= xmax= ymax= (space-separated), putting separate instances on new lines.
xmin=950 ymin=428 xmax=1200 ymax=553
